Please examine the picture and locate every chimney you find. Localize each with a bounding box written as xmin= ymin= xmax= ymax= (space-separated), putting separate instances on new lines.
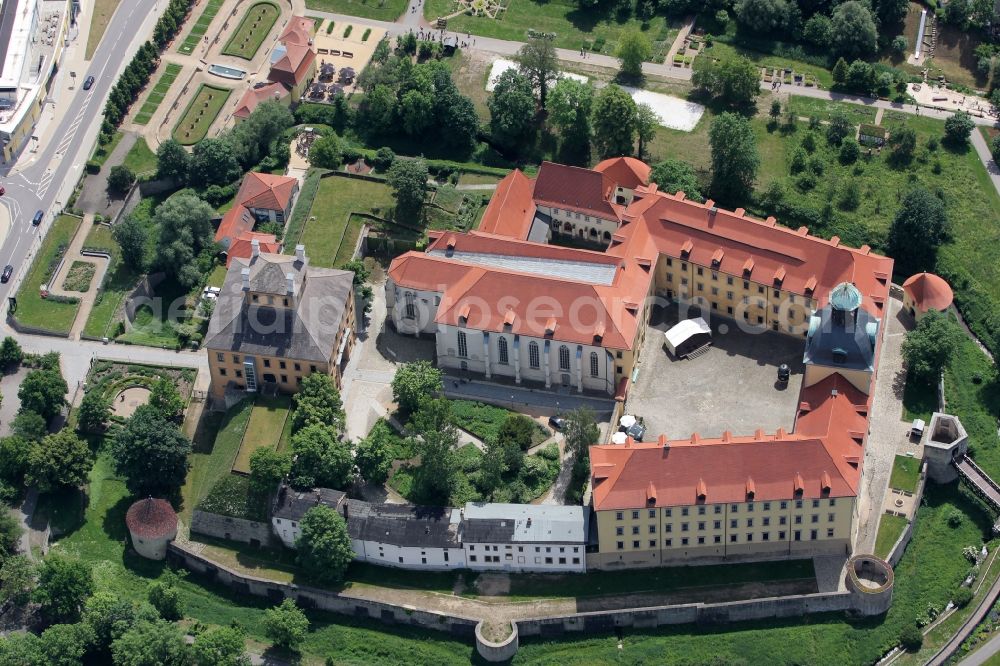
xmin=295 ymin=244 xmax=306 ymax=263
xmin=241 ymin=267 xmax=250 ymax=291
xmin=251 ymin=238 xmax=260 ymax=258
xmin=286 ymin=272 xmax=295 ymax=296
xmin=526 ymin=517 xmax=532 ymax=528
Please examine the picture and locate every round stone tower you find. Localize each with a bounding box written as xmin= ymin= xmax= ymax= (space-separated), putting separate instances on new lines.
xmin=126 ymin=498 xmax=178 ymax=560
xmin=845 ymin=554 xmax=894 ymax=616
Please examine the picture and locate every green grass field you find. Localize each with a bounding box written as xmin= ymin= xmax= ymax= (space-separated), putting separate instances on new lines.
xmin=221 ymin=2 xmax=280 ymax=59
xmin=82 ymin=223 xmax=136 ymax=339
xmin=172 ymin=84 xmax=231 ymax=145
xmin=86 ymin=0 xmax=121 ymax=59
xmin=423 ymin=0 xmax=677 ymax=56
xmin=181 ymin=398 xmax=252 ymax=520
xmin=61 ymin=260 xmax=96 ymax=292
xmin=889 ymin=455 xmax=922 ymax=493
xmin=874 ymin=513 xmax=908 ymax=559
xmin=122 ymin=137 xmax=158 ymax=176
xmin=177 ymin=0 xmax=225 ymax=55
xmin=134 ymin=63 xmax=183 ymax=126
xmin=305 ymin=0 xmax=407 ymax=22
xmin=302 ymin=176 xmax=395 ymax=267
xmin=231 ymin=395 xmax=291 ymax=474
xmin=13 ymin=214 xmax=82 ymax=334
xmin=702 ymin=26 xmax=834 ymax=88
xmin=944 ymin=333 xmax=1000 ymax=481
xmin=90 ymin=131 xmax=125 ymax=167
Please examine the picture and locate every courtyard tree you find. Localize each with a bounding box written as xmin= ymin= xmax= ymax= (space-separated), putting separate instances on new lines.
xmin=33 ymin=554 xmax=93 ymax=623
xmin=289 ymin=425 xmax=353 ymax=489
xmin=391 ymin=360 xmax=442 ymax=415
xmin=149 ymin=377 xmax=185 ymax=419
xmin=709 ymin=112 xmax=760 ymax=203
xmin=902 ymin=310 xmax=962 ymax=381
xmin=547 ymin=78 xmax=594 ymax=162
xmin=262 ymin=599 xmax=309 ymax=652
xmin=0 ymin=336 xmax=21 ymax=368
xmin=189 ymin=138 xmax=241 ymax=187
xmin=691 ymin=55 xmax=760 ymax=108
xmin=111 ymin=620 xmax=190 ymax=666
xmin=308 ymin=133 xmax=343 ymax=169
xmin=516 ymin=36 xmax=559 ymax=108
xmin=563 ymin=407 xmax=600 ymax=461
xmin=155 ymin=138 xmax=190 ymax=184
xmin=650 ymin=159 xmax=703 ymax=201
xmin=77 ymin=389 xmax=112 ymax=434
xmin=616 ymin=30 xmax=651 ymax=80
xmin=192 ymin=626 xmax=250 ymax=666
xmin=409 ymin=397 xmax=458 ymax=504
xmin=12 ymin=411 xmax=47 ymax=442
xmin=592 ymin=84 xmax=637 ymax=158
xmin=110 ymin=404 xmax=191 ymax=495
xmin=354 ymin=424 xmax=394 ymax=485
xmin=248 ymin=448 xmax=291 ymax=496
xmin=18 ymin=369 xmax=67 ymax=421
xmin=635 ymin=103 xmax=659 ymax=159
xmin=830 ymin=1 xmax=878 ymax=59
xmin=295 ymin=505 xmax=353 ymax=584
xmin=943 ymin=110 xmax=975 ymax=147
xmin=488 ymin=69 xmax=536 ymax=153
xmin=112 ymin=216 xmax=148 ymax=271
xmin=106 ymin=165 xmax=136 ymax=196
xmin=291 ymin=373 xmax=345 ymax=434
xmin=887 ymin=188 xmax=950 ymax=276
xmin=154 ymin=191 xmax=217 ymax=289
xmin=497 ymin=414 xmax=537 ymax=451
xmin=227 ymin=99 xmax=294 ymax=169
xmin=24 ymin=428 xmax=94 ymax=493
xmin=386 ymin=157 xmax=429 ymax=219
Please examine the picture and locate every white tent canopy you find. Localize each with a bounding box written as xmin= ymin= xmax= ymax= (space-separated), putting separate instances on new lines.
xmin=611 ymin=432 xmax=628 ymax=445
xmin=664 ymin=317 xmax=712 ymax=356
xmin=620 ymin=414 xmax=636 ymax=428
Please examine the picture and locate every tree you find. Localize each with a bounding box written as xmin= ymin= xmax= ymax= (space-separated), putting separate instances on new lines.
xmin=0 ymin=336 xmax=22 ymax=368
xmin=308 ymin=133 xmax=343 ymax=169
xmin=709 ymin=112 xmax=759 ymax=203
xmin=735 ymin=0 xmax=799 ymax=34
xmin=803 ymin=14 xmax=832 ymax=47
xmin=634 ymin=103 xmax=658 ymax=159
xmin=891 ymin=35 xmax=909 ymax=56
xmin=84 ymin=592 xmax=154 ymax=652
xmin=563 ymin=407 xmax=599 ymax=461
xmin=691 ymin=55 xmax=760 ymax=108
xmin=944 ymin=110 xmax=975 ymax=146
xmin=110 ymin=404 xmax=191 ymax=495
xmin=78 ymin=389 xmax=112 ymax=434
xmin=830 ymin=1 xmax=878 ymax=59
xmin=488 ymin=69 xmax=536 ymax=153
xmin=650 ymin=159 xmax=703 ymax=201
xmin=592 ymin=84 xmax=637 ymax=158
xmin=436 ymin=86 xmax=480 ymax=154
xmin=112 ymin=216 xmax=148 ymax=271
xmin=992 ymin=135 xmax=1000 ymax=163
xmin=516 ymin=36 xmax=558 ymax=108
xmin=360 ymin=83 xmax=397 ymax=135
xmin=249 ymin=448 xmax=291 ymax=496
xmin=18 ymin=369 xmax=67 ymax=421
xmin=154 ymin=191 xmax=216 ymax=289
xmin=37 ymin=623 xmax=93 ymax=666
xmin=616 ymin=30 xmax=651 ymax=79
xmin=149 ymin=377 xmax=184 ymax=419
xmin=409 ymin=398 xmax=458 ymax=503
xmin=839 ymin=138 xmax=861 ymax=164
xmin=227 ymin=100 xmax=293 ymax=169
xmin=192 ymin=626 xmax=250 ymax=666
xmin=386 ymin=158 xmax=429 ymax=218
xmin=355 ymin=424 xmax=394 ymax=485
xmin=291 ymin=373 xmax=345 ymax=434
xmin=289 ymin=425 xmax=352 ymax=489
xmin=888 ymin=125 xmax=917 ymax=163
xmin=107 ymin=165 xmax=135 ymax=196
xmin=25 ymin=430 xmax=94 ymax=493
xmin=874 ymin=0 xmax=909 ymax=27
xmin=832 ymin=57 xmax=849 ymax=86
xmin=189 ymin=138 xmax=241 ymax=186
xmin=111 ymin=620 xmax=189 ymax=666
xmin=33 ymin=554 xmax=93 ymax=623
xmin=0 ymin=555 xmax=35 ymax=606
xmin=262 ymin=599 xmax=309 ymax=651
xmin=497 ymin=414 xmax=537 ymax=452
xmin=155 ymin=139 xmax=190 ymax=184
xmin=12 ymin=411 xmax=47 ymax=442
xmin=944 ymin=0 xmax=970 ymax=27
xmin=902 ymin=310 xmax=962 ymax=381
xmin=391 ymin=361 xmax=441 ymax=415
xmin=899 ymin=623 xmax=923 ymax=651
xmin=547 ymin=78 xmax=594 ymax=160
xmin=826 ymin=111 xmax=853 ymax=146
xmin=888 ymin=188 xmax=950 ymax=277
xmin=295 ymin=505 xmax=353 ymax=584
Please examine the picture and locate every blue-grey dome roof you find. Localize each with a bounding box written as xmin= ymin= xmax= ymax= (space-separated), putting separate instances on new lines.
xmin=830 ymin=282 xmax=862 ymax=311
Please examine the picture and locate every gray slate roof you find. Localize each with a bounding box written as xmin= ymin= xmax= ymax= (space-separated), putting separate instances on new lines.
xmin=462 ymin=503 xmax=589 ymax=544
xmin=205 ymin=253 xmax=354 ymax=362
xmin=344 ymin=500 xmax=461 ymax=549
xmin=272 ymin=485 xmax=346 ymax=521
xmin=803 ymin=304 xmax=878 ymax=372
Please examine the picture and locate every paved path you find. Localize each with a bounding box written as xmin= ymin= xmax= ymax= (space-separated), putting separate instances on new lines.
xmin=13 ymin=488 xmax=41 ymax=561
xmin=46 ymin=215 xmax=111 ymax=341
xmin=664 ymin=15 xmax=695 ymax=68
xmin=75 ymin=132 xmax=137 ymax=216
xmin=442 ymin=375 xmax=615 ymax=417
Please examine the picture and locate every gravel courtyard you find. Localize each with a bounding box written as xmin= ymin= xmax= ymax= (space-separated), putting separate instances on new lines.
xmin=626 ymin=305 xmax=806 ymax=440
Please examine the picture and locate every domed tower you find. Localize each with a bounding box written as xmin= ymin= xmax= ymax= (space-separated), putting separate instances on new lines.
xmin=803 ymin=282 xmax=879 ymax=394
xmin=902 ymin=272 xmax=953 ymax=321
xmin=126 ymin=498 xmax=178 ymax=560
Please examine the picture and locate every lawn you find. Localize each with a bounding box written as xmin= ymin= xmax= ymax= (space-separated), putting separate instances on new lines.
xmin=122 ymin=136 xmax=158 ymax=176
xmin=874 ymin=513 xmax=908 ymax=559
xmin=304 ymin=0 xmax=407 ymax=22
xmin=13 ymin=214 xmax=82 ymax=334
xmin=221 ymin=1 xmax=281 ymax=59
xmin=172 ymin=84 xmax=231 ymax=146
xmin=450 ymin=399 xmax=549 ymax=445
xmin=457 ymin=172 xmax=502 ymax=187
xmin=90 ymin=130 xmax=125 ymax=167
xmin=302 ymin=175 xmax=395 ymax=268
xmin=927 ymin=23 xmax=988 ymax=90
xmin=85 ymin=0 xmax=121 ymax=59
xmin=181 ymin=398 xmax=252 ymax=520
xmin=61 ymin=260 xmax=96 ymax=292
xmin=423 ymin=0 xmax=678 ymax=57
xmin=943 ymin=332 xmax=1000 ymax=481
xmin=902 ymin=371 xmax=937 ymax=423
xmin=177 ymin=0 xmax=226 ymax=55
xmin=231 ymin=395 xmax=291 ymax=474
xmin=134 ymin=63 xmax=183 ymax=126
xmin=205 ymin=263 xmax=228 ymax=289
xmin=889 ymin=455 xmax=921 ymax=493
xmin=785 ymin=96 xmax=877 ymax=124
xmin=116 ymin=277 xmax=195 ymax=348
xmin=82 ymin=222 xmax=138 ymax=339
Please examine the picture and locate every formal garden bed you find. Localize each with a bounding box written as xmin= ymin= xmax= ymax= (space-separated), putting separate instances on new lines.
xmin=134 ymin=63 xmax=183 ymax=125
xmin=177 ymin=0 xmax=225 ymax=55
xmin=172 ymin=84 xmax=232 ymax=145
xmin=61 ymin=261 xmax=96 ymax=292
xmin=221 ymin=1 xmax=281 ymax=59
xmin=13 ymin=214 xmax=82 ymax=334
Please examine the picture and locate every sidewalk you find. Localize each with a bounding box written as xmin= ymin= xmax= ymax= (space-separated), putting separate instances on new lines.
xmin=441 ymin=375 xmax=615 ymax=417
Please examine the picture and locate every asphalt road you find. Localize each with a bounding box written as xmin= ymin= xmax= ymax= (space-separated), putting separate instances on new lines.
xmin=0 ymin=0 xmax=157 ymax=304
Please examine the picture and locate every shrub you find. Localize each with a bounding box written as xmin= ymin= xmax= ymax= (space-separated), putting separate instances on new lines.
xmin=86 ymin=160 xmax=101 ymax=174
xmin=343 ymin=25 xmax=352 ymax=38
xmin=952 ymin=585 xmax=973 ymax=607
xmin=362 ymin=27 xmax=372 ymax=41
xmin=899 ymin=623 xmax=923 ymax=651
xmin=326 ymin=20 xmax=334 ymax=34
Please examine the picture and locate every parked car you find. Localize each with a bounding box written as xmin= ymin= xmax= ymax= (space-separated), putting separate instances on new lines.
xmin=777 ymin=363 xmax=790 ymax=384
xmin=31 ymin=210 xmax=43 ymax=226
xmin=0 ymin=186 xmax=5 ymax=196
xmin=548 ymin=415 xmax=565 ymax=430
xmin=83 ymin=75 xmax=95 ymax=90
xmin=624 ymin=421 xmax=646 ymax=442
xmin=1 ymin=265 xmax=12 ymax=283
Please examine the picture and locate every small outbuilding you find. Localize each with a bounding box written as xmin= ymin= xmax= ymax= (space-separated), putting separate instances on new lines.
xmin=126 ymin=498 xmax=178 ymax=560
xmin=902 ymin=272 xmax=953 ymax=321
xmin=664 ymin=317 xmax=712 ymax=358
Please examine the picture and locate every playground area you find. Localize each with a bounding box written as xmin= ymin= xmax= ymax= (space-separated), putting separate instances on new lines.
xmin=908 ymin=82 xmax=997 ymax=119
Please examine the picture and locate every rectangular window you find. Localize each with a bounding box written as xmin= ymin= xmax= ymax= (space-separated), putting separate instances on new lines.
xmin=529 ymin=344 xmax=540 ymax=369
xmin=648 ymin=540 xmax=655 ymax=548
xmin=714 ymin=506 xmax=722 ymax=514
xmin=648 ymin=525 xmax=656 ymax=534
xmin=827 ymin=528 xmax=835 ymax=537
xmin=631 ymin=526 xmax=639 ymax=535
xmin=730 ymin=519 xmax=737 ymax=529
xmin=794 ymin=531 xmax=801 ymax=541
xmin=632 ymin=540 xmax=640 ymax=549
xmin=780 ymin=516 xmax=787 ymax=525
xmin=810 ymin=530 xmax=818 ymax=540
xmin=666 ymin=524 xmax=672 ymax=533
xmin=632 ymin=511 xmax=639 ymax=520
xmin=812 ymin=500 xmax=820 ymax=508
xmin=665 ymin=508 xmax=672 ymax=517
xmin=616 ymin=527 xmax=623 ymax=536
xmin=698 ymin=536 xmax=705 ymax=545
xmin=681 ymin=537 xmax=689 ymax=546
xmin=698 ymin=506 xmax=706 ymax=515
xmin=219 ymin=368 xmax=227 ymax=377
xmin=714 ymin=521 xmax=721 ymax=529
xmin=828 ymin=513 xmax=835 ymax=522
xmin=681 ymin=523 xmax=689 ymax=532
xmin=730 ymin=534 xmax=737 ymax=543
xmin=279 ymin=361 xmax=286 ymax=369
xmin=294 ymin=363 xmax=301 ymax=371
xmin=263 ymin=359 xmax=271 ymax=368
xmin=748 ymin=503 xmax=754 ymax=512
xmin=763 ymin=517 xmax=770 ymax=526
xmin=648 ymin=509 xmax=656 ymax=519
xmin=616 ymin=512 xmax=624 ymax=521
xmin=779 ymin=531 xmax=786 ymax=540
xmin=471 ymin=555 xmax=477 ymax=562
xmin=216 ymin=352 xmax=224 ymax=362
xmin=310 ymin=365 xmax=317 ymax=373
xmin=457 ymin=331 xmax=468 ymax=358
xmin=235 ymin=370 xmax=243 ymax=379
xmin=697 ymin=267 xmax=703 ymax=276
xmin=795 ymin=500 xmax=803 ymax=509
xmin=811 ymin=515 xmax=819 ymax=524
xmin=829 ymin=498 xmax=837 ymax=507
xmin=746 ymin=533 xmax=753 ymax=542
xmin=731 ymin=505 xmax=738 ymax=513
xmin=280 ymin=374 xmax=287 ymax=384
xmin=727 ymin=276 xmax=734 ymax=285
xmin=763 ymin=532 xmax=770 ymax=541
xmin=795 ymin=516 xmax=802 ymax=524
xmin=590 ymin=353 xmax=599 ymax=377
xmin=746 ymin=519 xmax=753 ymax=527
xmin=681 ymin=507 xmax=689 ymax=516
xmin=714 ymin=535 xmax=722 ymax=544
xmin=763 ymin=502 xmax=771 ymax=511
xmin=232 ymin=355 xmax=241 ymax=364
xmin=698 ymin=522 xmax=705 ymax=531
xmin=665 ymin=539 xmax=672 ymax=547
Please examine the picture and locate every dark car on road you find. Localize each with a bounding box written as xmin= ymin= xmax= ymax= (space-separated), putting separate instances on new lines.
xmin=548 ymin=416 xmax=565 ymax=430
xmin=83 ymin=75 xmax=95 ymax=90
xmin=1 ymin=265 xmax=12 ymax=283
xmin=32 ymin=210 xmax=43 ymax=226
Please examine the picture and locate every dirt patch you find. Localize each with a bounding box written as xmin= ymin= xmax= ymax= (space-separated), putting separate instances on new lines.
xmin=481 ymin=619 xmax=513 ymax=642
xmin=61 ymin=261 xmax=97 ymax=292
xmin=111 ymin=386 xmax=152 ymax=419
xmin=475 ymin=573 xmax=512 ymax=596
xmin=449 ymin=49 xmax=493 ymax=119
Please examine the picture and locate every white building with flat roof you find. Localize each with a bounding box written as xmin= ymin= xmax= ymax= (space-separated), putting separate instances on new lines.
xmin=461 ymin=502 xmax=589 ymax=573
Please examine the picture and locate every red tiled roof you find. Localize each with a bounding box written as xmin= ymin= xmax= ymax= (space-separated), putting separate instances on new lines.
xmin=215 ymin=172 xmax=298 ymax=246
xmin=478 ymin=170 xmax=536 ymax=239
xmin=269 ymin=42 xmax=315 ymax=86
xmin=593 ymin=156 xmax=651 ymax=190
xmin=533 ymin=161 xmax=620 ymax=219
xmin=280 ymin=15 xmax=314 ymax=46
xmin=226 ymin=232 xmax=280 ymax=266
xmin=126 ymin=498 xmax=177 ymax=539
xmin=233 ymin=82 xmax=288 ymax=119
xmin=902 ymin=272 xmax=953 ymax=313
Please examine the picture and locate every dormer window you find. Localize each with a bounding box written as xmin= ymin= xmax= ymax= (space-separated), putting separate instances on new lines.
xmin=832 ymin=348 xmax=848 ymax=364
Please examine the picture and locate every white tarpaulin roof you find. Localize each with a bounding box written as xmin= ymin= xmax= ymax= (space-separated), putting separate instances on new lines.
xmin=611 ymin=432 xmax=628 ymax=445
xmin=620 ymin=414 xmax=636 ymax=428
xmin=664 ymin=317 xmax=711 ymax=353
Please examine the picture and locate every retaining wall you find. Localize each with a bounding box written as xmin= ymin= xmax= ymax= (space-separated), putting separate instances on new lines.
xmin=887 ymin=461 xmax=929 ymax=568
xmin=123 ymin=272 xmax=166 ymax=325
xmin=190 ymin=509 xmax=274 ymax=547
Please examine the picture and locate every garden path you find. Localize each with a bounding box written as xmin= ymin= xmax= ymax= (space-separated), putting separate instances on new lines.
xmin=44 ymin=214 xmax=111 ymax=341
xmin=663 ymin=14 xmax=695 ymax=68
xmin=75 ymin=132 xmax=137 ymax=217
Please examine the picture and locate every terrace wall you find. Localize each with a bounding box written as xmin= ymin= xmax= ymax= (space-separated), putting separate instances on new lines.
xmin=190 ymin=509 xmax=274 ymax=547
